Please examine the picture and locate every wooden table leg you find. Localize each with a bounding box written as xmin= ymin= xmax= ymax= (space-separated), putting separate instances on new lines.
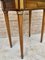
xmin=17 ymin=11 xmax=23 ymax=59
xmin=3 ymin=11 xmax=12 ymax=47
xmin=29 ymin=10 xmax=31 ymax=37
xmin=40 ymin=10 xmax=45 ymax=42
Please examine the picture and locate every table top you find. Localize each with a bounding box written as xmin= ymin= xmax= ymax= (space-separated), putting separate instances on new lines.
xmin=1 ymin=0 xmax=45 ymax=11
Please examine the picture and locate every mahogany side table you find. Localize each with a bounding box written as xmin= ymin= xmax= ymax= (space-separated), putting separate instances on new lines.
xmin=1 ymin=0 xmax=45 ymax=59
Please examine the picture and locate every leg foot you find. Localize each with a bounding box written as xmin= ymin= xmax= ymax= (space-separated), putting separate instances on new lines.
xmin=17 ymin=11 xmax=23 ymax=59
xmin=29 ymin=11 xmax=31 ymax=37
xmin=40 ymin=10 xmax=45 ymax=43
xmin=4 ymin=11 xmax=12 ymax=48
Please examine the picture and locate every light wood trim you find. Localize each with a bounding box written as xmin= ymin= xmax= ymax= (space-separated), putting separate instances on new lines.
xmin=20 ymin=0 xmax=24 ymax=9
xmin=15 ymin=0 xmax=18 ymax=9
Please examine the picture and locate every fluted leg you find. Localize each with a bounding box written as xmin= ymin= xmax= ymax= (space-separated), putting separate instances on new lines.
xmin=17 ymin=11 xmax=23 ymax=59
xmin=3 ymin=11 xmax=12 ymax=47
xmin=29 ymin=10 xmax=31 ymax=37
xmin=40 ymin=10 xmax=45 ymax=42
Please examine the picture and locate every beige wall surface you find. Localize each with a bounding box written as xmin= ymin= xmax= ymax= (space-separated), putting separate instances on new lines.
xmin=0 ymin=10 xmax=44 ymax=38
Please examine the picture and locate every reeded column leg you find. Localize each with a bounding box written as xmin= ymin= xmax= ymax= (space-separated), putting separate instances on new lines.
xmin=3 ymin=11 xmax=12 ymax=47
xmin=29 ymin=10 xmax=31 ymax=37
xmin=40 ymin=10 xmax=45 ymax=42
xmin=17 ymin=11 xmax=23 ymax=59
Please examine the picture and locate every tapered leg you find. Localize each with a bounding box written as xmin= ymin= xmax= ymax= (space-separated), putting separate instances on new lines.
xmin=3 ymin=11 xmax=12 ymax=47
xmin=40 ymin=10 xmax=45 ymax=42
xmin=29 ymin=10 xmax=31 ymax=37
xmin=17 ymin=11 xmax=23 ymax=59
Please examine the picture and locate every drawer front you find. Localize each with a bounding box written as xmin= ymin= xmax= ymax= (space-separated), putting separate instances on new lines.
xmin=3 ymin=0 xmax=15 ymax=10
xmin=37 ymin=2 xmax=45 ymax=8
xmin=24 ymin=0 xmax=45 ymax=9
xmin=24 ymin=1 xmax=38 ymax=9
